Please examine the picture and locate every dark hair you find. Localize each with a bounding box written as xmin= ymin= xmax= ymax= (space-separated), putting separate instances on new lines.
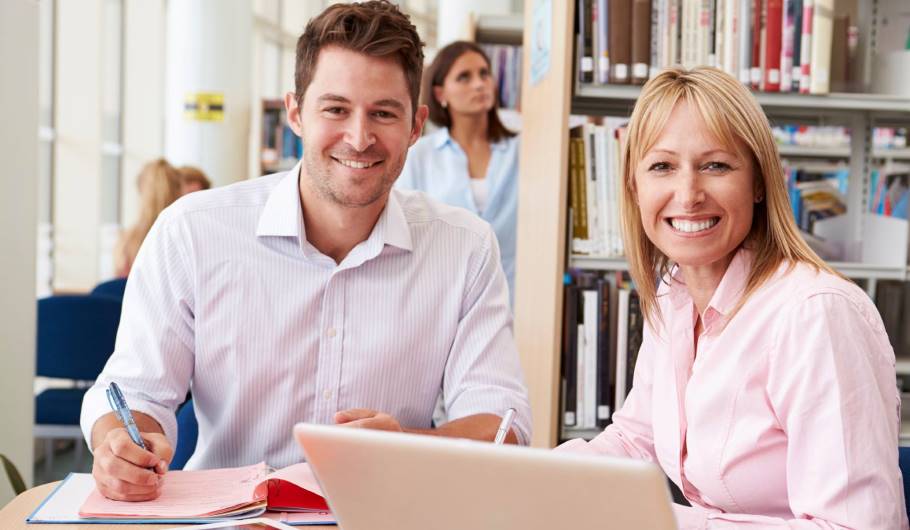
xmin=294 ymin=1 xmax=424 ymax=117
xmin=424 ymin=41 xmax=516 ymax=143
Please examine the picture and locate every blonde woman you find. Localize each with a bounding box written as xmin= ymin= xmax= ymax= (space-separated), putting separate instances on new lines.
xmin=177 ymin=165 xmax=211 ymax=195
xmin=113 ymin=159 xmax=181 ymax=277
xmin=557 ymin=67 xmax=907 ymax=528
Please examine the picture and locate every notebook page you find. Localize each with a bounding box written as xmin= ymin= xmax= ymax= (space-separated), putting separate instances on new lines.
xmin=264 ymin=463 xmax=324 ymax=497
xmin=79 ymin=462 xmax=269 ymax=518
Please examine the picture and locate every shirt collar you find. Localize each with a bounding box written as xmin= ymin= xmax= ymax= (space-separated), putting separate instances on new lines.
xmin=255 ymin=161 xmax=413 ymax=266
xmin=374 ymin=190 xmax=413 ymax=252
xmin=666 ymin=247 xmax=753 ymax=324
xmin=255 ymin=162 xmax=303 ymax=239
xmin=430 ymin=126 xmax=512 ymax=152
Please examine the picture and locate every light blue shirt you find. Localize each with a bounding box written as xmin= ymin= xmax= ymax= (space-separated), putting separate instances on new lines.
xmin=397 ymin=127 xmax=519 ymax=299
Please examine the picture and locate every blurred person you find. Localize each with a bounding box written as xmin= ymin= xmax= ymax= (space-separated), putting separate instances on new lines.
xmin=397 ymin=41 xmax=519 ymax=299
xmin=113 ymin=158 xmax=181 ymax=277
xmin=177 ymin=165 xmax=211 ymax=195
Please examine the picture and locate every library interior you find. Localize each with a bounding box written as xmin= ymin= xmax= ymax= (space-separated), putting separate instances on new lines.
xmin=3 ymin=0 xmax=910 ymax=528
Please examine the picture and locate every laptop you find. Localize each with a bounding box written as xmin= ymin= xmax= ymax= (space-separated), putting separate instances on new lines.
xmin=293 ymin=423 xmax=677 ymax=530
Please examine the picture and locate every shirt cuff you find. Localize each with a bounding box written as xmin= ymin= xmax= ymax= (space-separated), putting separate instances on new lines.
xmin=80 ymin=382 xmax=179 ymax=453
xmin=673 ymin=503 xmax=708 ymax=530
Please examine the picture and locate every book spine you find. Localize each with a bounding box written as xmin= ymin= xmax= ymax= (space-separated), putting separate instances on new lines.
xmin=595 ymin=278 xmax=613 ymax=428
xmin=580 ymin=0 xmax=595 ymax=83
xmin=562 ymin=283 xmax=578 ymax=426
xmin=780 ymin=0 xmax=794 ymax=91
xmin=614 ymin=288 xmax=631 ymax=411
xmin=790 ymin=0 xmax=802 ymax=91
xmin=763 ymin=0 xmax=782 ymax=91
xmin=750 ymin=0 xmax=762 ymax=89
xmin=582 ymin=288 xmax=599 ymax=428
xmin=597 ymin=0 xmax=610 ymax=83
xmin=799 ymin=0 xmax=813 ymax=94
xmin=632 ymin=0 xmax=653 ymax=84
xmin=610 ymin=0 xmax=633 ymax=83
xmin=738 ymin=0 xmax=752 ymax=84
xmin=809 ymin=0 xmax=833 ymax=94
xmin=668 ymin=0 xmax=680 ymax=67
xmin=650 ymin=0 xmax=661 ymax=78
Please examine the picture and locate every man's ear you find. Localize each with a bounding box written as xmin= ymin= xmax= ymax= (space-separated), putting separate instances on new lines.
xmin=284 ymin=92 xmax=303 ymax=137
xmin=410 ymin=104 xmax=429 ymax=146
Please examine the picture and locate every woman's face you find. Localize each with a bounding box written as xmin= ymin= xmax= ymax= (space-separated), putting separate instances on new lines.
xmin=434 ymin=51 xmax=495 ymax=117
xmin=634 ymin=100 xmax=758 ymax=273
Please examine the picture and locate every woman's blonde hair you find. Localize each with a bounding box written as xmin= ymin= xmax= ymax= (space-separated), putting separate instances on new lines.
xmin=114 ymin=158 xmax=181 ymax=276
xmin=620 ymin=66 xmax=838 ymax=327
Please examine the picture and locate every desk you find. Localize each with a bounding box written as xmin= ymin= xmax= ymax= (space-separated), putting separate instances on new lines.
xmin=0 ymin=483 xmax=339 ymax=529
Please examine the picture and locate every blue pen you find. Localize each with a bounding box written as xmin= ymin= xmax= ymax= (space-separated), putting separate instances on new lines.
xmin=106 ymin=382 xmax=147 ymax=450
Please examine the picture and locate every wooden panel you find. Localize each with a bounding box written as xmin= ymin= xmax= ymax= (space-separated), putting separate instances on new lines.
xmin=514 ymin=0 xmax=575 ymax=448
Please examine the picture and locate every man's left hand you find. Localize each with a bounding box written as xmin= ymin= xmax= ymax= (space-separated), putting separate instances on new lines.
xmin=334 ymin=408 xmax=403 ymax=432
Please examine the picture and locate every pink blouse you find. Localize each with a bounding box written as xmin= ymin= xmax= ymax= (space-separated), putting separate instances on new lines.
xmin=557 ymin=249 xmax=908 ymax=529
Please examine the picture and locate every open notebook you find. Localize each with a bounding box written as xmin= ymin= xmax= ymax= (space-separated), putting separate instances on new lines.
xmin=27 ymin=462 xmax=336 ymax=526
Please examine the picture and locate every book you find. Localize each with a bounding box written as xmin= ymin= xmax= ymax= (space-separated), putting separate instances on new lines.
xmin=28 ymin=463 xmax=335 ymax=525
xmin=562 ymin=282 xmax=579 ymax=426
xmin=763 ymin=0 xmax=783 ymax=91
xmin=632 ymin=0 xmax=653 ymax=83
xmin=798 ymin=0 xmax=813 ymax=93
xmin=809 ymin=0 xmax=833 ymax=94
xmin=609 ymin=0 xmax=633 ymax=83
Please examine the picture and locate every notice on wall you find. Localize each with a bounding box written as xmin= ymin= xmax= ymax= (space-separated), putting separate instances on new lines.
xmin=530 ymin=0 xmax=552 ymax=86
xmin=184 ymin=92 xmax=225 ymax=121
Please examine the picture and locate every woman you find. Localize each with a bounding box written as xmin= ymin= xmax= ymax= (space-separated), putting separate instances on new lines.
xmin=557 ymin=67 xmax=907 ymax=528
xmin=113 ymin=158 xmax=181 ymax=277
xmin=397 ymin=41 xmax=519 ymax=298
xmin=177 ymin=164 xmax=211 ymax=196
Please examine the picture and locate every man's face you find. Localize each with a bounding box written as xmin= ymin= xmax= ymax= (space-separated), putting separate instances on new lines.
xmin=286 ymin=45 xmax=427 ymax=209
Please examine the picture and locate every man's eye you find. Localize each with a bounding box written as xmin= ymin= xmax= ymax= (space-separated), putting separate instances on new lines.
xmin=374 ymin=111 xmax=396 ymax=119
xmin=324 ymin=107 xmax=346 ymax=114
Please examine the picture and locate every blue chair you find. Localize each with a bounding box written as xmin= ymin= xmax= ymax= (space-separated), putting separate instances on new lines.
xmin=34 ymin=295 xmax=122 ymax=472
xmin=901 ymin=446 xmax=910 ymax=524
xmin=171 ymin=399 xmax=198 ymax=470
xmin=90 ymin=277 xmax=127 ymax=300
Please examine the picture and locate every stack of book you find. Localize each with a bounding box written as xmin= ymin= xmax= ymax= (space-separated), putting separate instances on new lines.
xmin=481 ymin=44 xmax=523 ymax=110
xmin=569 ymin=119 xmax=628 ymax=257
xmin=576 ymin=0 xmax=849 ymax=94
xmin=562 ymin=270 xmax=643 ymax=434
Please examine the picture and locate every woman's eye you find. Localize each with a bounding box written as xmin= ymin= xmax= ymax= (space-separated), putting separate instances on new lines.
xmin=648 ymin=162 xmax=671 ymax=172
xmin=456 ymin=73 xmax=469 ymax=82
xmin=703 ymin=161 xmax=732 ymax=172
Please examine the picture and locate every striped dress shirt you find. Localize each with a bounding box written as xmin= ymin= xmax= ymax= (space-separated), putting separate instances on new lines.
xmin=81 ymin=164 xmax=531 ymax=470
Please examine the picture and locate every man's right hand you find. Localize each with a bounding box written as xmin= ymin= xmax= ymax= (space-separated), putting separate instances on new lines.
xmin=91 ymin=428 xmax=173 ymax=501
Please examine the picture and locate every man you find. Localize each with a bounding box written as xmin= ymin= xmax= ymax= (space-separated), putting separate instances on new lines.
xmin=80 ymin=1 xmax=531 ymax=502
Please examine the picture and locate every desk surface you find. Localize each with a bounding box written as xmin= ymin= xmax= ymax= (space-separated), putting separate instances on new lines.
xmin=0 ymin=482 xmax=340 ymax=529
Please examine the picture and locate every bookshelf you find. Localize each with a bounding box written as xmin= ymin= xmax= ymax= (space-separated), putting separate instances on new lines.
xmin=514 ymin=0 xmax=910 ymax=448
xmin=259 ymin=99 xmax=301 ymax=176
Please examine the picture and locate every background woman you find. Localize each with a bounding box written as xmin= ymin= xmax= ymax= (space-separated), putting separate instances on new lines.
xmin=397 ymin=40 xmax=519 ymax=299
xmin=113 ymin=158 xmax=181 ymax=277
xmin=557 ymin=67 xmax=907 ymax=528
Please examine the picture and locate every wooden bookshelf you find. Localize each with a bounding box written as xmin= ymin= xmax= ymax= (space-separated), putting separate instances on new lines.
xmin=514 ymin=0 xmax=910 ymax=448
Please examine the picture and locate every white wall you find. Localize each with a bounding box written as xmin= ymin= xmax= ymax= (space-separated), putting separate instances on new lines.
xmin=437 ymin=0 xmax=514 ymax=46
xmin=0 ymin=0 xmax=38 ymax=504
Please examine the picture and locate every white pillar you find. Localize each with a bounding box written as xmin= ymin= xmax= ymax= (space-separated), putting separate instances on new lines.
xmin=436 ymin=0 xmax=513 ymax=47
xmin=0 ymin=0 xmax=38 ymax=503
xmin=54 ymin=0 xmax=104 ymax=291
xmin=165 ymin=0 xmax=253 ymax=186
xmin=121 ymin=0 xmax=166 ymax=228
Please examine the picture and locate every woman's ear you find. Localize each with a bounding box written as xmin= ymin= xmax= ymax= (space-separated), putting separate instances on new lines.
xmin=432 ymin=85 xmax=445 ymax=108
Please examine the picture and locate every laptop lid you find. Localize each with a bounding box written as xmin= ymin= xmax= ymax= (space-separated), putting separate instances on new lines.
xmin=293 ymin=423 xmax=677 ymax=530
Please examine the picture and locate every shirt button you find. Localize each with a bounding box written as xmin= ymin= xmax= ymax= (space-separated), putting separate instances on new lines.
xmin=323 ymin=390 xmax=332 ymax=399
xmin=326 ymin=327 xmax=336 ymax=338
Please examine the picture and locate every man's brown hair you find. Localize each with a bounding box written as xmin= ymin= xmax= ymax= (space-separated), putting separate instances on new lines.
xmin=294 ymin=1 xmax=424 ymax=116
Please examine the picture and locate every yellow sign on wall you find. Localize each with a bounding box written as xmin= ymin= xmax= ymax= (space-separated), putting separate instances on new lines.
xmin=184 ymin=92 xmax=225 ymax=121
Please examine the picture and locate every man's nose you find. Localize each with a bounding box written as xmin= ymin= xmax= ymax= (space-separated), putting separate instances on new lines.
xmin=344 ymin=112 xmax=376 ymax=152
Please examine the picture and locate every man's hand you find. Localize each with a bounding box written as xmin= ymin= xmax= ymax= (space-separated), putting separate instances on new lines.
xmin=91 ymin=428 xmax=173 ymax=501
xmin=334 ymin=408 xmax=403 ymax=432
